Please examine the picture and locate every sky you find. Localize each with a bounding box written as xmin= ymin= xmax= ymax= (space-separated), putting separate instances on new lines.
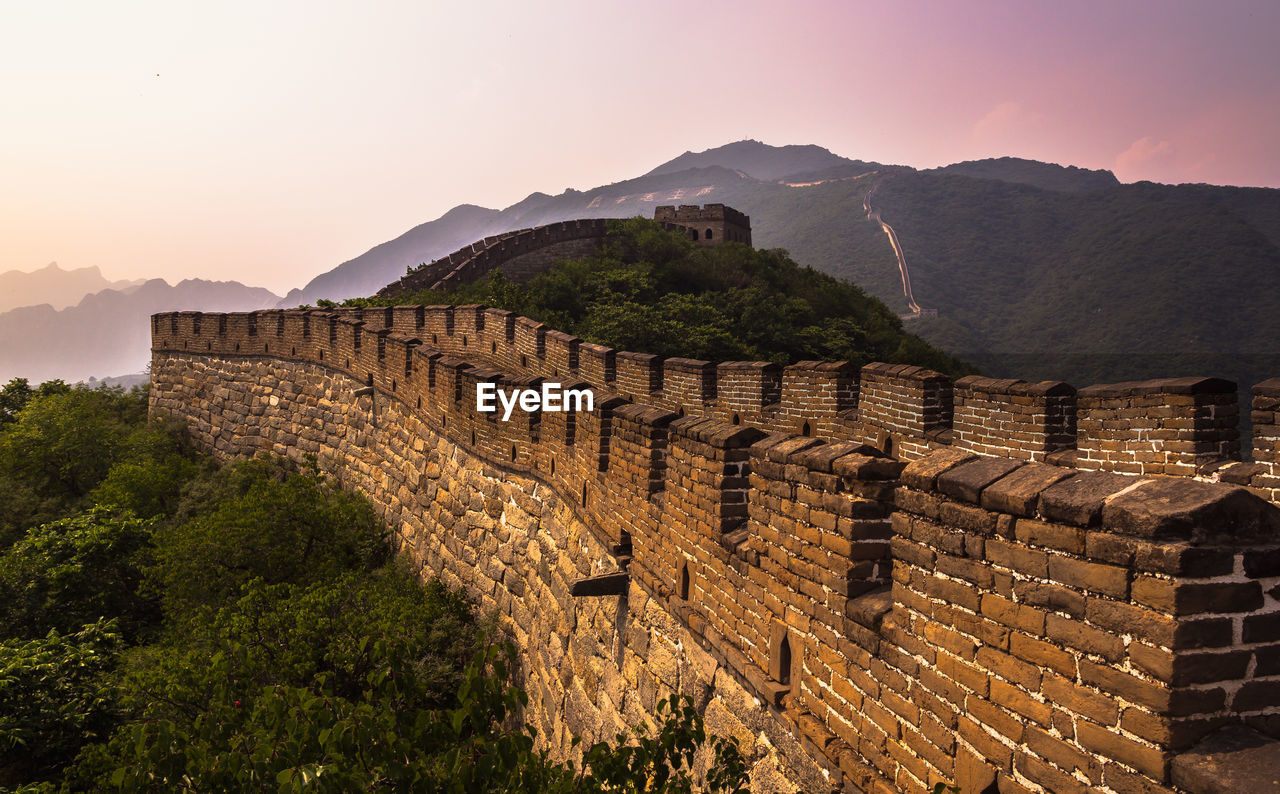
xmin=2 ymin=0 xmax=1277 ymax=295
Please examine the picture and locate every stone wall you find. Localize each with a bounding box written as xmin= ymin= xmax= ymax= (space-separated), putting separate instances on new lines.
xmin=151 ymin=307 xmax=1280 ymax=793
xmin=244 ymin=304 xmax=1280 ymax=500
xmin=149 ymin=353 xmax=827 ymax=792
xmin=377 ymin=220 xmax=611 ymax=297
xmin=654 ymin=203 xmax=753 ymax=246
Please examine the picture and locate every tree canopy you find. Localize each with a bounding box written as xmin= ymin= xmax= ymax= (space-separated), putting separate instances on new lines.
xmin=0 ymin=382 xmax=750 ymax=792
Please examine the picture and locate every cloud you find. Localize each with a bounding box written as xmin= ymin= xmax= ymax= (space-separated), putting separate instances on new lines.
xmin=1117 ymin=136 xmax=1173 ymax=167
xmin=1114 ymin=136 xmax=1179 ymax=182
xmin=974 ymin=102 xmax=1026 ymax=137
xmin=971 ymin=101 xmax=1047 ymax=155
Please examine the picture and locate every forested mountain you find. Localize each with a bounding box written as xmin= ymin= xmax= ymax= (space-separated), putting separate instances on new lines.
xmin=928 ymin=157 xmax=1120 ymax=193
xmin=288 ymin=140 xmax=1279 ymax=398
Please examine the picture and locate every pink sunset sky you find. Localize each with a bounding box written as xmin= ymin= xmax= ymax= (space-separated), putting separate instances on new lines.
xmin=2 ymin=0 xmax=1277 ymax=294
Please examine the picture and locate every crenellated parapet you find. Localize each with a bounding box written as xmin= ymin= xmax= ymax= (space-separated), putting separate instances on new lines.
xmin=153 ymin=304 xmax=1280 ymax=502
xmin=150 ymin=306 xmax=1280 ymax=793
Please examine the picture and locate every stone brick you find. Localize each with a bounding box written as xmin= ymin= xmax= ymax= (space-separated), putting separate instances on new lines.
xmin=1010 ymin=632 xmax=1077 ymax=678
xmin=1103 ymin=478 xmax=1280 ymax=541
xmin=1076 ymin=719 xmax=1168 ymax=779
xmin=981 ymin=463 xmax=1076 ymax=517
xmin=1047 ymin=555 xmax=1130 ymax=599
xmin=1038 ymin=471 xmax=1135 ymax=527
xmin=1046 ymin=613 xmax=1125 ymax=662
xmin=1042 ymin=672 xmax=1119 ymax=726
xmin=901 ymin=449 xmax=977 ymax=492
xmin=1013 ymin=518 xmax=1086 ymax=554
xmin=937 ymin=457 xmax=1023 ymax=505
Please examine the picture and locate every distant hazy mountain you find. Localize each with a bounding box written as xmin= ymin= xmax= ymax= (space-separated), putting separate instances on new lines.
xmin=280 ymin=204 xmax=502 ymax=307
xmin=282 ymin=138 xmax=1280 ymax=404
xmin=81 ymin=372 xmax=150 ymax=390
xmin=0 ymin=262 xmax=144 ymax=312
xmin=0 ymin=279 xmax=279 ymax=384
xmin=930 ymin=157 xmax=1120 ymax=193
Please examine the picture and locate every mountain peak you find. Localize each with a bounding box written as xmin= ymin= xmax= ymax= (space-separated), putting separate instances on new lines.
xmin=932 ymin=157 xmax=1120 ymax=193
xmin=645 ymin=139 xmax=866 ymax=182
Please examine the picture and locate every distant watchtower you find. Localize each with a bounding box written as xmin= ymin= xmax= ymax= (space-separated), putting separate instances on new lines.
xmin=654 ymin=204 xmax=752 ymax=247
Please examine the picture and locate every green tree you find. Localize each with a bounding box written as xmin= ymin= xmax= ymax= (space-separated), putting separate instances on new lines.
xmin=149 ymin=458 xmax=388 ymax=615
xmin=0 ymin=508 xmax=158 ymax=643
xmin=91 ymin=420 xmax=205 ymax=520
xmin=0 ymin=386 xmax=149 ymax=527
xmin=0 ymin=620 xmax=121 ymax=785
xmin=73 ymin=635 xmax=747 ymax=794
xmin=0 ymin=378 xmax=72 ymax=426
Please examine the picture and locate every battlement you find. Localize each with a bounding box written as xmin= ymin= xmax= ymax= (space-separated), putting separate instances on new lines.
xmin=653 ymin=203 xmax=752 ymax=246
xmin=150 ymin=306 xmax=1280 ymax=793
xmin=150 ymin=306 xmax=1280 ymax=505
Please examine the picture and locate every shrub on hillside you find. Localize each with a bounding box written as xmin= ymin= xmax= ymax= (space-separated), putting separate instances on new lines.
xmin=149 ymin=457 xmax=387 ymax=615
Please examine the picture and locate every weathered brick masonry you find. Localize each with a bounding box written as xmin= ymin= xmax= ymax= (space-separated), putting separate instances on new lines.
xmin=150 ymin=304 xmax=1280 ymax=793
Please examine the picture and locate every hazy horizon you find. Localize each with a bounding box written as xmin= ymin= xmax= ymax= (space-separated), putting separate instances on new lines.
xmin=3 ymin=0 xmax=1277 ymax=294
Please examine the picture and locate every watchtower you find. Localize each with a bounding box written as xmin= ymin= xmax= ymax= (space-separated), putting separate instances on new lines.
xmin=653 ymin=203 xmax=752 ymax=247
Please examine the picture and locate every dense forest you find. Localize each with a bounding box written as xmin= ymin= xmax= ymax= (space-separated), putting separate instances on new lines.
xmin=350 ymin=217 xmax=972 ymax=378
xmin=0 ymin=381 xmax=748 ymax=792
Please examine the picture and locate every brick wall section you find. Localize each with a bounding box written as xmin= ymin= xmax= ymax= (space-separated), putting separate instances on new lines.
xmin=777 ymin=361 xmax=858 ymax=439
xmin=953 ymin=376 xmax=1077 ymax=462
xmin=854 ymin=363 xmax=953 ymax=460
xmin=886 ymin=451 xmax=1280 ymax=793
xmin=714 ymin=362 xmax=782 ymax=427
xmin=378 ymin=205 xmax=753 ymax=299
xmin=1076 ymin=378 xmax=1241 ymax=476
xmin=658 ymin=358 xmax=717 ymax=415
xmin=151 ymin=311 xmax=1280 ymax=793
xmin=616 ymin=352 xmax=663 ymax=403
xmin=159 ymin=308 xmax=1280 ymax=501
xmin=147 ymin=355 xmax=833 ymax=788
xmin=1251 ymin=379 xmax=1280 ymax=483
xmin=748 ymin=435 xmax=903 ymax=617
xmin=1212 ymin=380 xmax=1280 ymax=504
xmin=377 ymin=220 xmax=610 ymax=297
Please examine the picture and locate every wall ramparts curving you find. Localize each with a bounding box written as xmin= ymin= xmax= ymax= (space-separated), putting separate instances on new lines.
xmin=151 ymin=307 xmax=1280 ymax=793
xmin=376 ymin=220 xmax=612 ymax=297
xmin=373 ymin=209 xmax=754 ymax=299
xmin=156 ymin=305 xmax=1280 ymax=503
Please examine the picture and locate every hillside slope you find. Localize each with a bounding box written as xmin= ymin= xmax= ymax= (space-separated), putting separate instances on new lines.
xmin=872 ymin=172 xmax=1280 ymax=389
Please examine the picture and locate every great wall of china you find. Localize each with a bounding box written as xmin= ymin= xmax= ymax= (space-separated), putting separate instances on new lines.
xmin=148 ymin=209 xmax=1280 ymax=793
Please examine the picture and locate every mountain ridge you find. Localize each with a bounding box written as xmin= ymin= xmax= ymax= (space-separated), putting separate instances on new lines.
xmin=0 ymin=261 xmax=146 ymax=313
xmin=273 ymin=139 xmax=1279 ymax=416
xmin=0 ymin=278 xmax=280 ymax=384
